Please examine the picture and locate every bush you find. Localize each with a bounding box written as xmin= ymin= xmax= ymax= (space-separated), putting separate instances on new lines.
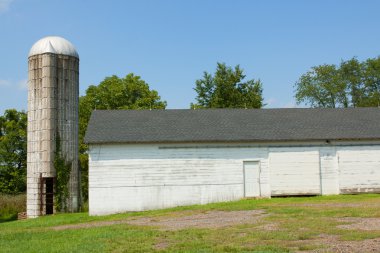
xmin=80 ymin=200 xmax=89 ymax=212
xmin=0 ymin=194 xmax=26 ymax=222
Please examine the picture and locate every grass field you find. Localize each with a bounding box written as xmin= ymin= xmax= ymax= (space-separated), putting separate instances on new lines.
xmin=0 ymin=194 xmax=379 ymax=252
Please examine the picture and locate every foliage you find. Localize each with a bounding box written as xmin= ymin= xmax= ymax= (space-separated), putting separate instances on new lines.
xmin=192 ymin=62 xmax=264 ymax=108
xmin=0 ymin=194 xmax=379 ymax=252
xmin=0 ymin=110 xmax=27 ymax=194
xmin=0 ymin=194 xmax=25 ymax=222
xmin=79 ymin=153 xmax=88 ymax=202
xmin=79 ymin=73 xmax=167 ymax=200
xmin=54 ymin=134 xmax=72 ymax=212
xmin=295 ymin=57 xmax=380 ymax=107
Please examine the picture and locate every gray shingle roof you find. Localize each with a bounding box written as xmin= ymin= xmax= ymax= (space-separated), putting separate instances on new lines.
xmin=84 ymin=108 xmax=380 ymax=144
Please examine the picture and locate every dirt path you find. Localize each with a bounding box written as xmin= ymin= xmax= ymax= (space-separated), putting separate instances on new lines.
xmin=336 ymin=217 xmax=380 ymax=230
xmin=295 ymin=234 xmax=380 ymax=253
xmin=128 ymin=210 xmax=267 ymax=230
xmin=52 ymin=210 xmax=267 ymax=231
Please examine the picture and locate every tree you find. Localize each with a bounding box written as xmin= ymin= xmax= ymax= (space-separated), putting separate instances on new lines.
xmin=295 ymin=57 xmax=380 ymax=108
xmin=339 ymin=58 xmax=363 ymax=107
xmin=192 ymin=63 xmax=264 ymax=108
xmin=0 ymin=109 xmax=27 ymax=194
xmin=295 ymin=64 xmax=347 ymax=108
xmin=361 ymin=57 xmax=380 ymax=107
xmin=79 ymin=73 xmax=167 ymax=200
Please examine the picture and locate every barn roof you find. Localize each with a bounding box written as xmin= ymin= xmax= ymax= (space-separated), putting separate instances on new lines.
xmin=84 ymin=108 xmax=380 ymax=144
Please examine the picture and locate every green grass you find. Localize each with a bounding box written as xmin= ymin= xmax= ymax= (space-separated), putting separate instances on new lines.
xmin=0 ymin=194 xmax=26 ymax=222
xmin=1 ymin=194 xmax=380 ymax=252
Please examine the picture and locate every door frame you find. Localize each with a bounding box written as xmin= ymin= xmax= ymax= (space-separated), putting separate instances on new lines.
xmin=39 ymin=175 xmax=55 ymax=215
xmin=243 ymin=160 xmax=261 ymax=197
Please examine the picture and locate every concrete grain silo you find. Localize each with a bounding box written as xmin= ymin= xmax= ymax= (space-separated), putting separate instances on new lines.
xmin=27 ymin=36 xmax=80 ymax=218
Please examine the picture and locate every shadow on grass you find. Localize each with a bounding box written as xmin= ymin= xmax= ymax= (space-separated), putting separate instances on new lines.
xmin=0 ymin=213 xmax=18 ymax=223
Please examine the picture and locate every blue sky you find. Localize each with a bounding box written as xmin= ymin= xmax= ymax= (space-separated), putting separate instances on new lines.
xmin=1 ymin=0 xmax=380 ymax=113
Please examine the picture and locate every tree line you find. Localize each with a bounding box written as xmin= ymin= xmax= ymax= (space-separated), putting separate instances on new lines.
xmin=1 ymin=57 xmax=380 ymax=197
xmin=295 ymin=57 xmax=380 ymax=108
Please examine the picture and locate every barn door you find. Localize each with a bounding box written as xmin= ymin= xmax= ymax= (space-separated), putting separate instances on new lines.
xmin=244 ymin=161 xmax=261 ymax=197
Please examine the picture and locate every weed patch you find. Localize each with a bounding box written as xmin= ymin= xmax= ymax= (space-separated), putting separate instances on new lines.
xmin=0 ymin=194 xmax=25 ymax=222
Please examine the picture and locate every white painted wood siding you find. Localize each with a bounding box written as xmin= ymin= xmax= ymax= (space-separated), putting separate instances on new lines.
xmin=338 ymin=147 xmax=380 ymax=193
xmin=269 ymin=150 xmax=321 ymax=195
xmin=319 ymin=147 xmax=339 ymax=195
xmin=89 ymin=144 xmax=269 ymax=215
xmin=89 ymin=142 xmax=380 ymax=215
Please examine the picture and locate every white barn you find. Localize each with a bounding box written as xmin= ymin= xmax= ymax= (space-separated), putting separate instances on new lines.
xmin=85 ymin=108 xmax=380 ymax=215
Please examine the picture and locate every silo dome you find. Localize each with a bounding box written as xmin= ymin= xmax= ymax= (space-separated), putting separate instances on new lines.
xmin=28 ymin=36 xmax=79 ymax=58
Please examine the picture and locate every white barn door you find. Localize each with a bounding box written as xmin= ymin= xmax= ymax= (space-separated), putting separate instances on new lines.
xmin=244 ymin=161 xmax=261 ymax=197
xmin=269 ymin=150 xmax=321 ymax=196
xmin=338 ymin=148 xmax=380 ymax=194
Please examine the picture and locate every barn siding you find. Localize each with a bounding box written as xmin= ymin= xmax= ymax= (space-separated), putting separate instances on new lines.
xmin=269 ymin=149 xmax=321 ymax=196
xmin=89 ymin=143 xmax=380 ymax=215
xmin=338 ymin=147 xmax=380 ymax=194
xmin=89 ymin=144 xmax=269 ymax=215
xmin=320 ymin=147 xmax=339 ymax=195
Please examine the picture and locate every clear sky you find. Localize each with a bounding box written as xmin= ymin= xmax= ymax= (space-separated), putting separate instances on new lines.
xmin=1 ymin=0 xmax=380 ymax=113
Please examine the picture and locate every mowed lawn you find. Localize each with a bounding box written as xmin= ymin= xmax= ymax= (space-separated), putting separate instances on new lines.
xmin=1 ymin=194 xmax=380 ymax=253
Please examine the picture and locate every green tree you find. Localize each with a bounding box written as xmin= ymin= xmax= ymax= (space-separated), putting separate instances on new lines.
xmin=295 ymin=57 xmax=380 ymax=108
xmin=362 ymin=57 xmax=380 ymax=107
xmin=0 ymin=109 xmax=27 ymax=194
xmin=192 ymin=63 xmax=264 ymax=108
xmin=295 ymin=64 xmax=347 ymax=108
xmin=339 ymin=58 xmax=363 ymax=107
xmin=79 ymin=73 xmax=167 ymax=200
